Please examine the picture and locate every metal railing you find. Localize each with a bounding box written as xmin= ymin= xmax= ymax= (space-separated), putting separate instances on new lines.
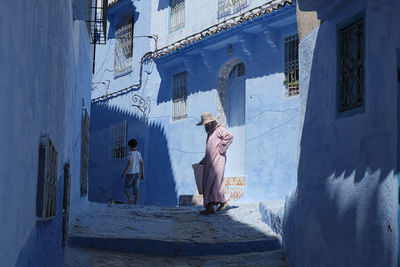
xmin=88 ymin=0 xmax=108 ymax=44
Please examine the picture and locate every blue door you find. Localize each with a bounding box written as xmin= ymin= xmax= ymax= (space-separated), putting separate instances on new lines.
xmin=225 ymin=64 xmax=246 ymax=177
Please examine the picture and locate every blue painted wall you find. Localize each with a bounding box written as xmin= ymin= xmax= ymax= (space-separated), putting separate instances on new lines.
xmin=90 ymin=1 xmax=299 ymax=206
xmin=283 ymin=0 xmax=400 ymax=266
xmin=0 ymin=0 xmax=93 ymax=266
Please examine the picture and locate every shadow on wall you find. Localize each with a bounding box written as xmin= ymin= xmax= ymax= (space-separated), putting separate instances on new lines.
xmin=157 ymin=0 xmax=169 ymax=11
xmin=286 ymin=13 xmax=397 ymax=267
xmin=15 ymin=178 xmax=64 ymax=267
xmin=89 ymin=102 xmax=178 ymax=207
xmin=108 ymin=3 xmax=140 ymax=39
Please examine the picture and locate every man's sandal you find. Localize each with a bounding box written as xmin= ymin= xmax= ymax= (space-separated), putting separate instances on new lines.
xmin=217 ymin=202 xmax=228 ymax=212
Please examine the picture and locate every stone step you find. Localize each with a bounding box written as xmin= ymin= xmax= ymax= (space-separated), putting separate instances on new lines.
xmin=64 ymin=247 xmax=289 ymax=266
xmin=68 ymin=202 xmax=282 ymax=257
xmin=68 ymin=235 xmax=281 ymax=257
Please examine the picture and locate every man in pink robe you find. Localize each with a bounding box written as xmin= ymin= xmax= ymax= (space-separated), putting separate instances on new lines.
xmin=197 ymin=112 xmax=233 ymax=214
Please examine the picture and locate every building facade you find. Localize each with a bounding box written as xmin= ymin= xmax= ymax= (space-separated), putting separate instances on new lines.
xmin=282 ymin=0 xmax=400 ymax=266
xmin=0 ymin=0 xmax=99 ymax=266
xmin=90 ymin=0 xmax=300 ymax=206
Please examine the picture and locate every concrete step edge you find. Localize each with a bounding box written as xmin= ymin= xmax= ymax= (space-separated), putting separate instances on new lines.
xmin=67 ymin=235 xmax=281 ymax=257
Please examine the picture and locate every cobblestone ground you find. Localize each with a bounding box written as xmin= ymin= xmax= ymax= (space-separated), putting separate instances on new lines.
xmin=64 ymin=202 xmax=288 ymax=266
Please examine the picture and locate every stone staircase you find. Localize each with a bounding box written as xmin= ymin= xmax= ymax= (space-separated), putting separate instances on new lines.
xmin=64 ymin=202 xmax=288 ymax=266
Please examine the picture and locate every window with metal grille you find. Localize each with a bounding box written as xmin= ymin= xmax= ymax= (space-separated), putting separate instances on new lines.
xmin=80 ymin=109 xmax=90 ymax=196
xmin=36 ymin=135 xmax=58 ymax=220
xmin=284 ymin=34 xmax=299 ymax=96
xmin=62 ymin=163 xmax=71 ymax=247
xmin=170 ymin=0 xmax=185 ymax=32
xmin=338 ymin=17 xmax=364 ymax=113
xmin=114 ymin=17 xmax=134 ymax=77
xmin=172 ymin=71 xmax=188 ymax=120
xmin=218 ymin=0 xmax=249 ymax=19
xmin=109 ymin=121 xmax=127 ymax=159
xmin=237 ymin=63 xmax=246 ymax=77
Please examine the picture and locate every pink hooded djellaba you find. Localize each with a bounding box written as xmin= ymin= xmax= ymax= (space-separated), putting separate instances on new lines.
xmin=202 ymin=124 xmax=233 ymax=207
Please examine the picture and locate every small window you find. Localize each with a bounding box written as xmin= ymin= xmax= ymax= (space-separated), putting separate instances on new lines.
xmin=172 ymin=71 xmax=188 ymax=120
xmin=218 ymin=0 xmax=249 ymax=19
xmin=284 ymin=34 xmax=299 ymax=96
xmin=170 ymin=0 xmax=185 ymax=32
xmin=36 ymin=135 xmax=58 ymax=220
xmin=338 ymin=16 xmax=364 ymax=113
xmin=114 ymin=16 xmax=134 ymax=77
xmin=109 ymin=121 xmax=127 ymax=159
xmin=80 ymin=109 xmax=90 ymax=196
xmin=237 ymin=63 xmax=246 ymax=77
xmin=62 ymin=163 xmax=71 ymax=247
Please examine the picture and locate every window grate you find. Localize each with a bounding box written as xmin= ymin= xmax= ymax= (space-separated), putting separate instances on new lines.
xmin=109 ymin=121 xmax=127 ymax=159
xmin=218 ymin=0 xmax=249 ymax=19
xmin=62 ymin=163 xmax=71 ymax=247
xmin=87 ymin=0 xmax=108 ymax=44
xmin=338 ymin=17 xmax=364 ymax=113
xmin=284 ymin=34 xmax=299 ymax=96
xmin=36 ymin=135 xmax=58 ymax=220
xmin=170 ymin=0 xmax=185 ymax=32
xmin=80 ymin=109 xmax=90 ymax=196
xmin=172 ymin=71 xmax=188 ymax=120
xmin=114 ymin=17 xmax=134 ymax=77
xmin=237 ymin=63 xmax=246 ymax=77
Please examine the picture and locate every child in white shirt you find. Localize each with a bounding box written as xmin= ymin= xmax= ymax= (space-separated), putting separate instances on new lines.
xmin=121 ymin=138 xmax=144 ymax=204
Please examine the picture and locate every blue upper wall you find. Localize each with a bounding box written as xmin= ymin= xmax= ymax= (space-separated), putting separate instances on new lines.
xmin=90 ymin=1 xmax=299 ymax=205
xmin=0 ymin=0 xmax=93 ymax=266
xmin=285 ymin=0 xmax=400 ymax=266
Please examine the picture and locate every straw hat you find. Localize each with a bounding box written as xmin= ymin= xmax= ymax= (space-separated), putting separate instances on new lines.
xmin=196 ymin=112 xmax=216 ymax=126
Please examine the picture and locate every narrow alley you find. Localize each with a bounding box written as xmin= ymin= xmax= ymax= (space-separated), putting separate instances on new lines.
xmin=2 ymin=0 xmax=400 ymax=266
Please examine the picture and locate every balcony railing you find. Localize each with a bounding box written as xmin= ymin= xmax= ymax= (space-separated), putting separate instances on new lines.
xmin=87 ymin=0 xmax=108 ymax=44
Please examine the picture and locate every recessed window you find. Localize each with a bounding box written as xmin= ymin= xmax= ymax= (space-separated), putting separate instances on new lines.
xmin=170 ymin=0 xmax=185 ymax=32
xmin=80 ymin=109 xmax=90 ymax=196
xmin=237 ymin=63 xmax=246 ymax=77
xmin=172 ymin=71 xmax=188 ymax=120
xmin=338 ymin=16 xmax=364 ymax=113
xmin=36 ymin=135 xmax=58 ymax=220
xmin=218 ymin=0 xmax=249 ymax=19
xmin=62 ymin=163 xmax=71 ymax=247
xmin=284 ymin=34 xmax=299 ymax=96
xmin=109 ymin=121 xmax=127 ymax=159
xmin=114 ymin=16 xmax=134 ymax=77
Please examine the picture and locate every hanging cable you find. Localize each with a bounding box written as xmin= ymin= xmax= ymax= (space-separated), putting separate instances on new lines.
xmin=91 ymin=35 xmax=158 ymax=102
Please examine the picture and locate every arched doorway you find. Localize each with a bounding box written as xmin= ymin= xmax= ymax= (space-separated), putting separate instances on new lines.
xmin=216 ymin=59 xmax=246 ymax=178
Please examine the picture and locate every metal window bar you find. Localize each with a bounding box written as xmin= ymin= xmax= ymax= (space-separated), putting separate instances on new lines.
xmin=172 ymin=71 xmax=188 ymax=120
xmin=284 ymin=34 xmax=299 ymax=96
xmin=109 ymin=121 xmax=127 ymax=159
xmin=218 ymin=0 xmax=249 ymax=19
xmin=170 ymin=0 xmax=185 ymax=32
xmin=237 ymin=63 xmax=246 ymax=77
xmin=338 ymin=18 xmax=364 ymax=113
xmin=80 ymin=109 xmax=90 ymax=196
xmin=114 ymin=18 xmax=134 ymax=77
xmin=62 ymin=163 xmax=71 ymax=247
xmin=36 ymin=135 xmax=58 ymax=220
xmin=87 ymin=0 xmax=108 ymax=44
